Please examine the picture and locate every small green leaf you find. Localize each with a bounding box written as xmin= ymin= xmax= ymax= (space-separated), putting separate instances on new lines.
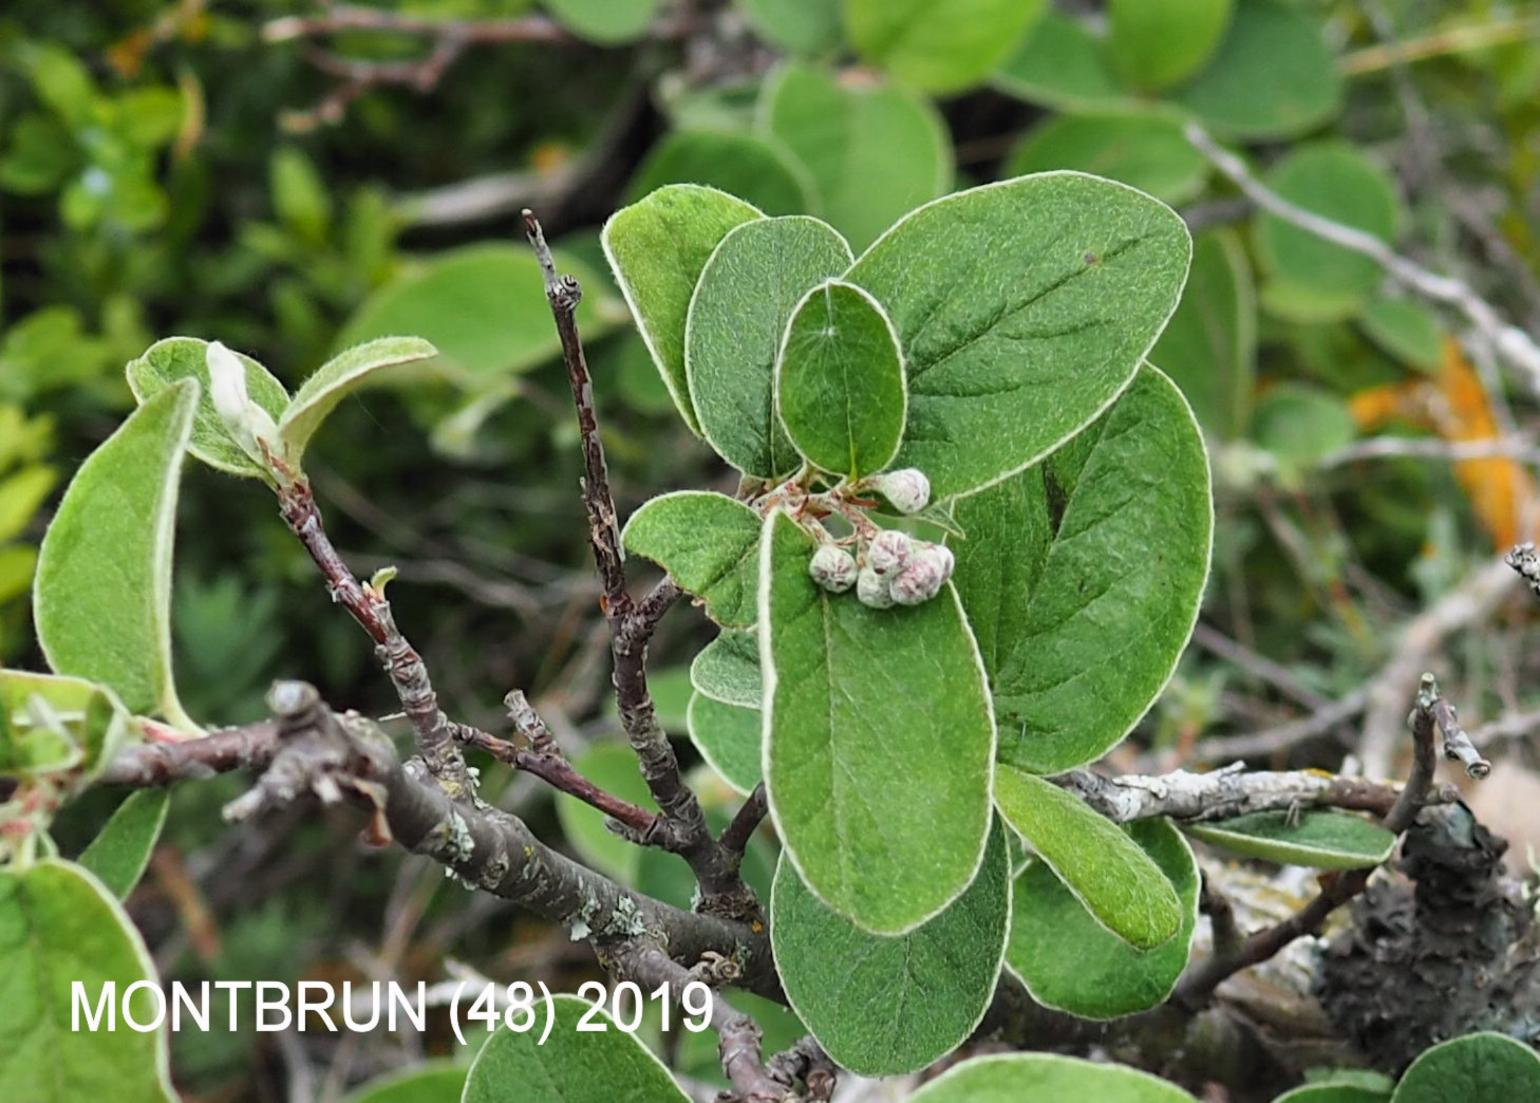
xmin=847 ymin=174 xmax=1191 ymax=501
xmin=993 ymin=766 xmax=1181 ymax=950
xmin=1185 ymin=810 xmax=1396 ymax=870
xmin=771 ymin=818 xmax=1010 ymax=1075
xmin=0 ymin=860 xmax=176 ymax=1102
xmin=776 ymin=280 xmax=906 ymax=479
xmin=978 ymin=367 xmax=1212 ymax=774
xmin=621 ymin=491 xmax=763 ymax=628
xmin=1107 ymin=0 xmax=1232 ymax=91
xmin=743 ymin=0 xmax=842 ymax=55
xmin=342 ymin=1061 xmax=467 ymax=1103
xmin=545 ymin=0 xmax=657 ymax=43
xmin=0 ymin=670 xmax=127 ymax=780
xmin=603 ymin=185 xmax=764 ymax=433
xmin=1151 ymin=230 xmax=1256 ymax=439
xmin=0 ymin=464 xmax=56 ymax=544
xmin=686 ymin=216 xmax=853 ymax=478
xmin=1173 ymin=0 xmax=1343 ymax=140
xmin=762 ymin=510 xmax=995 ymax=934
xmin=78 ymin=790 xmax=170 ymax=899
xmin=993 ymin=13 xmax=1131 ymax=113
xmin=1360 ymin=297 xmax=1442 ymax=374
xmin=909 ymin=1053 xmax=1198 ymax=1103
xmin=1005 ymin=112 xmax=1208 ymax=207
xmin=462 ymin=994 xmax=690 ymax=1103
xmin=278 ymin=337 xmax=439 ymax=463
xmin=760 ymin=62 xmax=952 ymax=252
xmin=845 ymin=0 xmax=1047 ymax=94
xmin=34 ymin=381 xmax=197 ymax=724
xmin=126 ymin=337 xmax=290 ymax=479
xmin=1007 ymin=818 xmax=1198 ymax=1019
xmin=629 ymin=131 xmax=813 ymax=218
xmin=1273 ymin=1085 xmax=1390 ymax=1103
xmin=1252 ymin=384 xmax=1355 ymax=478
xmin=686 ymin=692 xmax=761 ymax=795
xmin=690 ymin=630 xmax=762 ymax=709
xmin=1391 ymin=1032 xmax=1540 ymax=1103
xmin=1254 ymin=143 xmax=1401 ymax=323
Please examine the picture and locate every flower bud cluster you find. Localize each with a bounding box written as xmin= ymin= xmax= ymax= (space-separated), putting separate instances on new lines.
xmin=854 ymin=529 xmax=954 ymax=608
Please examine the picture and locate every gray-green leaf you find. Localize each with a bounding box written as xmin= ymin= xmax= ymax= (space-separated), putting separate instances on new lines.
xmin=34 ymin=381 xmax=197 ymax=725
xmin=1391 ymin=1032 xmax=1540 ymax=1103
xmin=993 ymin=766 xmax=1181 ymax=949
xmin=621 ymin=492 xmax=763 ymax=628
xmin=846 ymin=173 xmax=1190 ymax=501
xmin=686 ymin=216 xmax=852 ymax=478
xmin=1184 ymin=810 xmax=1395 ymax=870
xmin=462 ymin=995 xmax=689 ymax=1103
xmin=278 ymin=337 xmax=439 ymax=463
xmin=762 ymin=509 xmax=994 ymax=934
xmin=1007 ymin=817 xmax=1198 ymax=1018
xmin=771 ymin=818 xmax=1010 ymax=1075
xmin=909 ymin=1053 xmax=1198 ymax=1103
xmin=0 ymin=860 xmax=176 ymax=1102
xmin=78 ymin=789 xmax=170 ymax=899
xmin=686 ymin=692 xmax=761 ymax=795
xmin=690 ymin=630 xmax=762 ymax=709
xmin=126 ymin=337 xmax=289 ymax=479
xmin=776 ymin=280 xmax=906 ymax=479
xmin=978 ymin=366 xmax=1211 ymax=774
xmin=603 ymin=185 xmax=764 ymax=433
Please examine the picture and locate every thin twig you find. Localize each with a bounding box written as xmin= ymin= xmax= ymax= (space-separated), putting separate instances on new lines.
xmin=1188 ymin=688 xmax=1367 ymax=764
xmin=720 ymin=784 xmax=768 ymax=857
xmin=1320 ymin=435 xmax=1540 ymax=469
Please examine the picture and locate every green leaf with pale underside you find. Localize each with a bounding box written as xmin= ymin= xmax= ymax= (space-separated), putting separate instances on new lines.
xmin=126 ymin=337 xmax=289 ymax=479
xmin=0 ymin=860 xmax=176 ymax=1102
xmin=1185 ymin=810 xmax=1396 ymax=870
xmin=771 ymin=818 xmax=1010 ymax=1075
xmin=690 ymin=629 xmax=761 ymax=708
xmin=761 ymin=510 xmax=994 ymax=934
xmin=776 ymin=280 xmax=905 ymax=479
xmin=910 ymin=1053 xmax=1197 ymax=1103
xmin=622 ymin=492 xmax=762 ymax=628
xmin=994 ymin=766 xmax=1181 ymax=949
xmin=1007 ymin=817 xmax=1198 ymax=1019
xmin=79 ymin=789 xmax=170 ymax=899
xmin=278 ymin=337 xmax=439 ymax=463
xmin=602 ymin=185 xmax=763 ymax=434
xmin=462 ymin=995 xmax=689 ymax=1103
xmin=686 ymin=216 xmax=852 ymax=478
xmin=846 ymin=173 xmax=1190 ymax=501
xmin=686 ymin=692 xmax=761 ymax=794
xmin=1391 ymin=1032 xmax=1540 ymax=1103
xmin=34 ymin=381 xmax=197 ymax=724
xmin=960 ymin=366 xmax=1210 ymax=773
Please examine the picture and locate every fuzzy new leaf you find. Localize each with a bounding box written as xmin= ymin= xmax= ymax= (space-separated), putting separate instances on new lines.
xmin=78 ymin=790 xmax=170 ymax=899
xmin=910 ymin=1053 xmax=1197 ymax=1103
xmin=278 ymin=337 xmax=439 ymax=463
xmin=622 ymin=492 xmax=763 ymax=627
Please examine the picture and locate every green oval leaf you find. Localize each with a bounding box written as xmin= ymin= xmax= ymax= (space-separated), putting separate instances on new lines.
xmin=0 ymin=860 xmax=176 ymax=1102
xmin=603 ymin=185 xmax=764 ymax=434
xmin=761 ymin=510 xmax=995 ymax=934
xmin=1107 ymin=0 xmax=1231 ymax=91
xmin=78 ymin=789 xmax=170 ymax=899
xmin=1360 ymin=296 xmax=1442 ymax=374
xmin=1173 ymin=0 xmax=1343 ymax=140
xmin=621 ymin=491 xmax=763 ymax=628
xmin=1252 ymin=384 xmax=1355 ymax=477
xmin=629 ymin=130 xmax=813 ymax=218
xmin=278 ymin=337 xmax=439 ymax=463
xmin=771 ymin=818 xmax=1011 ymax=1075
xmin=343 ymin=1061 xmax=468 ymax=1103
xmin=126 ymin=337 xmax=289 ymax=479
xmin=760 ymin=62 xmax=952 ymax=252
xmin=1391 ymin=1032 xmax=1540 ymax=1103
xmin=776 ymin=279 xmax=906 ymax=479
xmin=1151 ymin=230 xmax=1256 ymax=439
xmin=1255 ymin=142 xmax=1401 ymax=322
xmin=845 ymin=0 xmax=1047 ymax=94
xmin=1007 ymin=817 xmax=1198 ymax=1018
xmin=462 ymin=994 xmax=689 ymax=1103
xmin=847 ymin=173 xmax=1191 ymax=501
xmin=690 ymin=630 xmax=762 ymax=709
xmin=1185 ymin=810 xmax=1396 ymax=870
xmin=34 ymin=381 xmax=197 ymax=724
xmin=993 ymin=766 xmax=1181 ymax=950
xmin=993 ymin=13 xmax=1131 ymax=113
xmin=686 ymin=216 xmax=853 ymax=478
xmin=1005 ymin=112 xmax=1208 ymax=206
xmin=743 ymin=0 xmax=842 ymax=55
xmin=909 ymin=1052 xmax=1198 ymax=1103
xmin=1273 ymin=1085 xmax=1390 ymax=1103
xmin=0 ymin=670 xmax=128 ymax=781
xmin=686 ymin=692 xmax=761 ymax=795
xmin=545 ymin=0 xmax=657 ymax=43
xmin=968 ymin=366 xmax=1211 ymax=774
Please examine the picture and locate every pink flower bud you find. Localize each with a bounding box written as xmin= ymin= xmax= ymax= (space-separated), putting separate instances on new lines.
xmin=876 ymin=468 xmax=931 ymax=514
xmin=867 ymin=529 xmax=913 ymax=576
xmin=809 ymin=544 xmax=858 ymax=593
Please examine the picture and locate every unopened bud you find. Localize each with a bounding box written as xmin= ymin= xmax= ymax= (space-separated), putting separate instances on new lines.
xmin=809 ymin=544 xmax=858 ymax=593
xmin=890 ymin=543 xmax=954 ymax=606
xmin=207 ymin=341 xmax=280 ymax=466
xmin=856 ymin=565 xmax=894 ymax=609
xmin=875 ymin=468 xmax=931 ymax=514
xmin=867 ymin=529 xmax=913 ymax=576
